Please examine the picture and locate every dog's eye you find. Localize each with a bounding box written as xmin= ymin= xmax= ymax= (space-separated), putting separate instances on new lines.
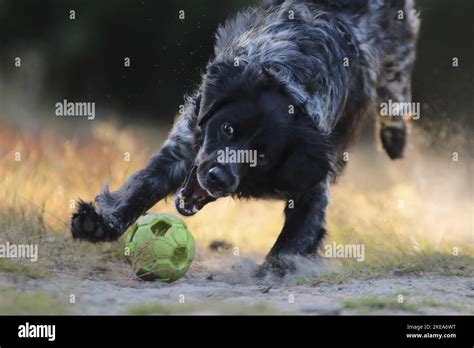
xmin=257 ymin=153 xmax=269 ymax=166
xmin=222 ymin=122 xmax=234 ymax=136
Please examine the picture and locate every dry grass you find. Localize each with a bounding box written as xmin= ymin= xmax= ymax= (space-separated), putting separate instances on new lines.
xmin=0 ymin=119 xmax=472 ymax=282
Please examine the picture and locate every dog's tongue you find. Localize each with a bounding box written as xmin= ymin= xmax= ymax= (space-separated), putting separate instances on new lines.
xmin=175 ymin=165 xmax=216 ymax=216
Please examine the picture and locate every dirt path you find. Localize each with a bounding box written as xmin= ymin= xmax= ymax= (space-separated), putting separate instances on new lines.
xmin=2 ymin=269 xmax=473 ymax=315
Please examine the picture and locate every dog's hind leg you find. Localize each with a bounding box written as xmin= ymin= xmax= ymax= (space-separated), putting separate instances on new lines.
xmin=70 ymin=97 xmax=199 ymax=242
xmin=257 ymin=181 xmax=329 ymax=277
xmin=377 ymin=0 xmax=419 ymax=159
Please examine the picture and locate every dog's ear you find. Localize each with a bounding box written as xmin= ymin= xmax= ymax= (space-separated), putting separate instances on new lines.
xmin=198 ymin=61 xmax=279 ymax=127
xmin=275 ymin=124 xmax=333 ymax=192
xmin=198 ymin=61 xmax=245 ymax=127
xmin=198 ymin=96 xmax=233 ymax=127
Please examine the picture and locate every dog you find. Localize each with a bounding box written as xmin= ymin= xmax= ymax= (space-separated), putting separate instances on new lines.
xmin=71 ymin=0 xmax=419 ymax=276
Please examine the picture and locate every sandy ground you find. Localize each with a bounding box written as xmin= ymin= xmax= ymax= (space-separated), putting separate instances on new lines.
xmin=2 ymin=259 xmax=473 ymax=315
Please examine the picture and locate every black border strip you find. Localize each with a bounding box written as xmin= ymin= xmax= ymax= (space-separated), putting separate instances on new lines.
xmin=0 ymin=315 xmax=472 ymax=346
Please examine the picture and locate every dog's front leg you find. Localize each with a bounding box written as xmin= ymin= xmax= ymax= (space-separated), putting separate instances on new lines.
xmin=258 ymin=181 xmax=330 ymax=277
xmin=70 ymin=102 xmax=199 ymax=242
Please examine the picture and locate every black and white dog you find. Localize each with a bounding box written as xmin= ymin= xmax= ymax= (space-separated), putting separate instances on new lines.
xmin=71 ymin=0 xmax=419 ymax=275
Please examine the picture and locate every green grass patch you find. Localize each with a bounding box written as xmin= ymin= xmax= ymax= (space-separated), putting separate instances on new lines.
xmin=0 ymin=290 xmax=70 ymax=315
xmin=127 ymin=301 xmax=284 ymax=315
xmin=0 ymin=259 xmax=47 ymax=279
xmin=342 ymin=295 xmax=464 ymax=314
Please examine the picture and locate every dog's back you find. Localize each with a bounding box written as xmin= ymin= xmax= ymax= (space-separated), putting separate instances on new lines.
xmin=214 ymin=0 xmax=419 ymax=164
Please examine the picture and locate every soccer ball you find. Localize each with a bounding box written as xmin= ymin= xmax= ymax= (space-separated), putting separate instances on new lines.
xmin=125 ymin=213 xmax=195 ymax=283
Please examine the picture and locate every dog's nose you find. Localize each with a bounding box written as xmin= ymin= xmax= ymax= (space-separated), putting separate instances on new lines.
xmin=208 ymin=166 xmax=233 ymax=190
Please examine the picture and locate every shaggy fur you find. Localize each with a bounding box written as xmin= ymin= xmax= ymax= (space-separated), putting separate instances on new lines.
xmin=71 ymin=0 xmax=419 ymax=275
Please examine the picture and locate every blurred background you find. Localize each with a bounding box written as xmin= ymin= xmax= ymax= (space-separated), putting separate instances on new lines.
xmin=0 ymin=0 xmax=473 ymax=128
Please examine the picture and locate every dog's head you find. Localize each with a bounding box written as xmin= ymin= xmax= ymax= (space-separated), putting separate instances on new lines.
xmin=175 ymin=62 xmax=333 ymax=216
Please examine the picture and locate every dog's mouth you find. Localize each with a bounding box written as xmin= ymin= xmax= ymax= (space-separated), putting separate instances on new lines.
xmin=175 ymin=165 xmax=216 ymax=216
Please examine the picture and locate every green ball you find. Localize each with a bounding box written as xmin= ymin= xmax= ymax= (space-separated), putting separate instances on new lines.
xmin=125 ymin=213 xmax=195 ymax=283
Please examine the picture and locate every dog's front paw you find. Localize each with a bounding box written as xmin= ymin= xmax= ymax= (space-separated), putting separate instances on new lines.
xmin=71 ymin=201 xmax=118 ymax=242
xmin=255 ymin=256 xmax=296 ymax=278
